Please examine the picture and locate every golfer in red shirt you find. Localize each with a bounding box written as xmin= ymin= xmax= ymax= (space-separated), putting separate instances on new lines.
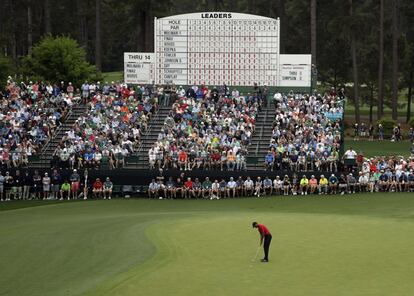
xmin=252 ymin=222 xmax=272 ymax=262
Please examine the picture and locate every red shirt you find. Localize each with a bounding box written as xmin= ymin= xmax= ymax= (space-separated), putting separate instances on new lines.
xmin=211 ymin=153 xmax=220 ymax=161
xmin=93 ymin=181 xmax=103 ymax=189
xmin=178 ymin=151 xmax=188 ymax=162
xmin=184 ymin=181 xmax=193 ymax=189
xmin=257 ymin=224 xmax=271 ymax=236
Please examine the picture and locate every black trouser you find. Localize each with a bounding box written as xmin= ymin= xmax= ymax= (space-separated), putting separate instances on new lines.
xmin=263 ymin=234 xmax=272 ymax=260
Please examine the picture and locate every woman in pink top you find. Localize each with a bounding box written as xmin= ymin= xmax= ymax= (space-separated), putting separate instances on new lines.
xmin=309 ymin=175 xmax=318 ymax=194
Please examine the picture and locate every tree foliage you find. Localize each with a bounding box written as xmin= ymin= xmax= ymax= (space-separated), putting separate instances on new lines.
xmin=21 ymin=36 xmax=97 ymax=85
xmin=0 ymin=54 xmax=13 ymax=88
xmin=1 ymin=0 xmax=414 ymax=120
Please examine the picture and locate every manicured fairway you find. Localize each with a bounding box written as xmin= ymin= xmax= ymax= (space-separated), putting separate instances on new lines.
xmin=344 ymin=139 xmax=411 ymax=158
xmin=1 ymin=194 xmax=414 ymax=296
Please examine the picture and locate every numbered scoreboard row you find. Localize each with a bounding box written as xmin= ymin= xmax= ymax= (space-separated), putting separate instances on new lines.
xmin=157 ymin=69 xmax=277 ymax=75
xmin=157 ymin=65 xmax=279 ymax=71
xmin=157 ymin=18 xmax=278 ymax=25
xmin=158 ymin=64 xmax=279 ymax=70
xmin=157 ymin=30 xmax=278 ymax=38
xmin=157 ymin=19 xmax=278 ymax=31
xmin=158 ymin=79 xmax=278 ymax=87
xmin=156 ymin=52 xmax=279 ymax=59
xmin=157 ymin=48 xmax=279 ymax=54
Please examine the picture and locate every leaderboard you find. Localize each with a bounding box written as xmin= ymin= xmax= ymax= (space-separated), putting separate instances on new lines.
xmin=124 ymin=53 xmax=155 ymax=84
xmin=154 ymin=12 xmax=280 ymax=86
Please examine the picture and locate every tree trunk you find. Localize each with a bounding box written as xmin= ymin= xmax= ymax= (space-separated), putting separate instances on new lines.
xmin=139 ymin=9 xmax=146 ymax=52
xmin=95 ymin=0 xmax=102 ymax=72
xmin=391 ymin=0 xmax=399 ymax=120
xmin=247 ymin=0 xmax=255 ymax=14
xmin=377 ymin=0 xmax=384 ymax=119
xmin=9 ymin=0 xmax=17 ymax=64
xmin=407 ymin=59 xmax=413 ymax=123
xmin=369 ymin=84 xmax=374 ymax=123
xmin=349 ymin=0 xmax=360 ymax=123
xmin=77 ymin=0 xmax=88 ymax=50
xmin=310 ymin=0 xmax=317 ymax=66
xmin=203 ymin=0 xmax=209 ymax=11
xmin=227 ymin=0 xmax=236 ymax=10
xmin=44 ymin=0 xmax=51 ymax=35
xmin=27 ymin=1 xmax=33 ymax=55
xmin=213 ymin=0 xmax=222 ymax=10
xmin=144 ymin=0 xmax=154 ymax=52
xmin=277 ymin=0 xmax=287 ymax=54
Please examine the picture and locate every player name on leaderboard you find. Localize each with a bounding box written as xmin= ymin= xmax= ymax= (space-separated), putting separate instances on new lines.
xmin=154 ymin=13 xmax=280 ymax=86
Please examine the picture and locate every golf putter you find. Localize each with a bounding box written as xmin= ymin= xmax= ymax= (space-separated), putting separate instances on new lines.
xmin=251 ymin=246 xmax=260 ymax=262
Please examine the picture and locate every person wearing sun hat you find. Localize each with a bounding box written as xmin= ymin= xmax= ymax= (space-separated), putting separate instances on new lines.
xmin=92 ymin=178 xmax=103 ymax=199
xmin=42 ymin=172 xmax=51 ymax=200
xmin=103 ymin=177 xmax=113 ymax=200
xmin=299 ymin=175 xmax=309 ymax=195
xmin=70 ymin=169 xmax=80 ymax=199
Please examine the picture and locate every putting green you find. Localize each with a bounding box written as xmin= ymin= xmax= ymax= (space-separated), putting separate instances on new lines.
xmin=1 ymin=194 xmax=414 ymax=296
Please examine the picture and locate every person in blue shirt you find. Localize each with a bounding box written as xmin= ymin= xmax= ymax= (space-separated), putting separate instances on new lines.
xmin=389 ymin=171 xmax=398 ymax=192
xmin=84 ymin=151 xmax=94 ymax=168
xmin=195 ymin=89 xmax=203 ymax=100
xmin=263 ymin=177 xmax=273 ymax=196
xmin=290 ymin=152 xmax=299 ymax=171
xmin=52 ymin=84 xmax=61 ymax=97
xmin=378 ymin=171 xmax=389 ymax=192
xmin=399 ymin=172 xmax=409 ymax=192
xmin=328 ymin=174 xmax=338 ymax=194
xmin=384 ymin=168 xmax=393 ymax=179
xmin=264 ymin=151 xmax=275 ymax=171
xmin=408 ymin=171 xmax=414 ymax=192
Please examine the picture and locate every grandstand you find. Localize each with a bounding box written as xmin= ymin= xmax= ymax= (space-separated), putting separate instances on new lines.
xmin=6 ymin=82 xmax=345 ymax=189
xmin=5 ymin=81 xmax=412 ymax=199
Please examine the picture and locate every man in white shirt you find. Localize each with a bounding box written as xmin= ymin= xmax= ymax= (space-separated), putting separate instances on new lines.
xmin=148 ymin=179 xmax=160 ymax=198
xmin=94 ymin=151 xmax=102 ymax=168
xmin=81 ymin=82 xmax=90 ymax=99
xmin=344 ymin=148 xmax=357 ymax=160
xmin=243 ymin=177 xmax=254 ymax=196
xmin=148 ymin=147 xmax=156 ymax=169
xmin=227 ymin=177 xmax=237 ymax=198
xmin=211 ymin=180 xmax=220 ymax=200
xmin=273 ymin=92 xmax=282 ymax=106
xmin=273 ymin=176 xmax=283 ymax=195
xmin=343 ymin=147 xmax=357 ymax=171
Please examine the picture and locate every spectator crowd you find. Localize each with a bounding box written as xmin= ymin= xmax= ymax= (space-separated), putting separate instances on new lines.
xmin=264 ymin=90 xmax=344 ymax=172
xmin=353 ymin=122 xmax=414 ymax=143
xmin=0 ymin=169 xmax=113 ymax=201
xmin=148 ymin=150 xmax=414 ymax=199
xmin=148 ymin=166 xmax=414 ymax=200
xmin=1 ymin=77 xmax=72 ymax=168
xmin=149 ymin=84 xmax=262 ymax=171
xmin=52 ymin=82 xmax=158 ymax=169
